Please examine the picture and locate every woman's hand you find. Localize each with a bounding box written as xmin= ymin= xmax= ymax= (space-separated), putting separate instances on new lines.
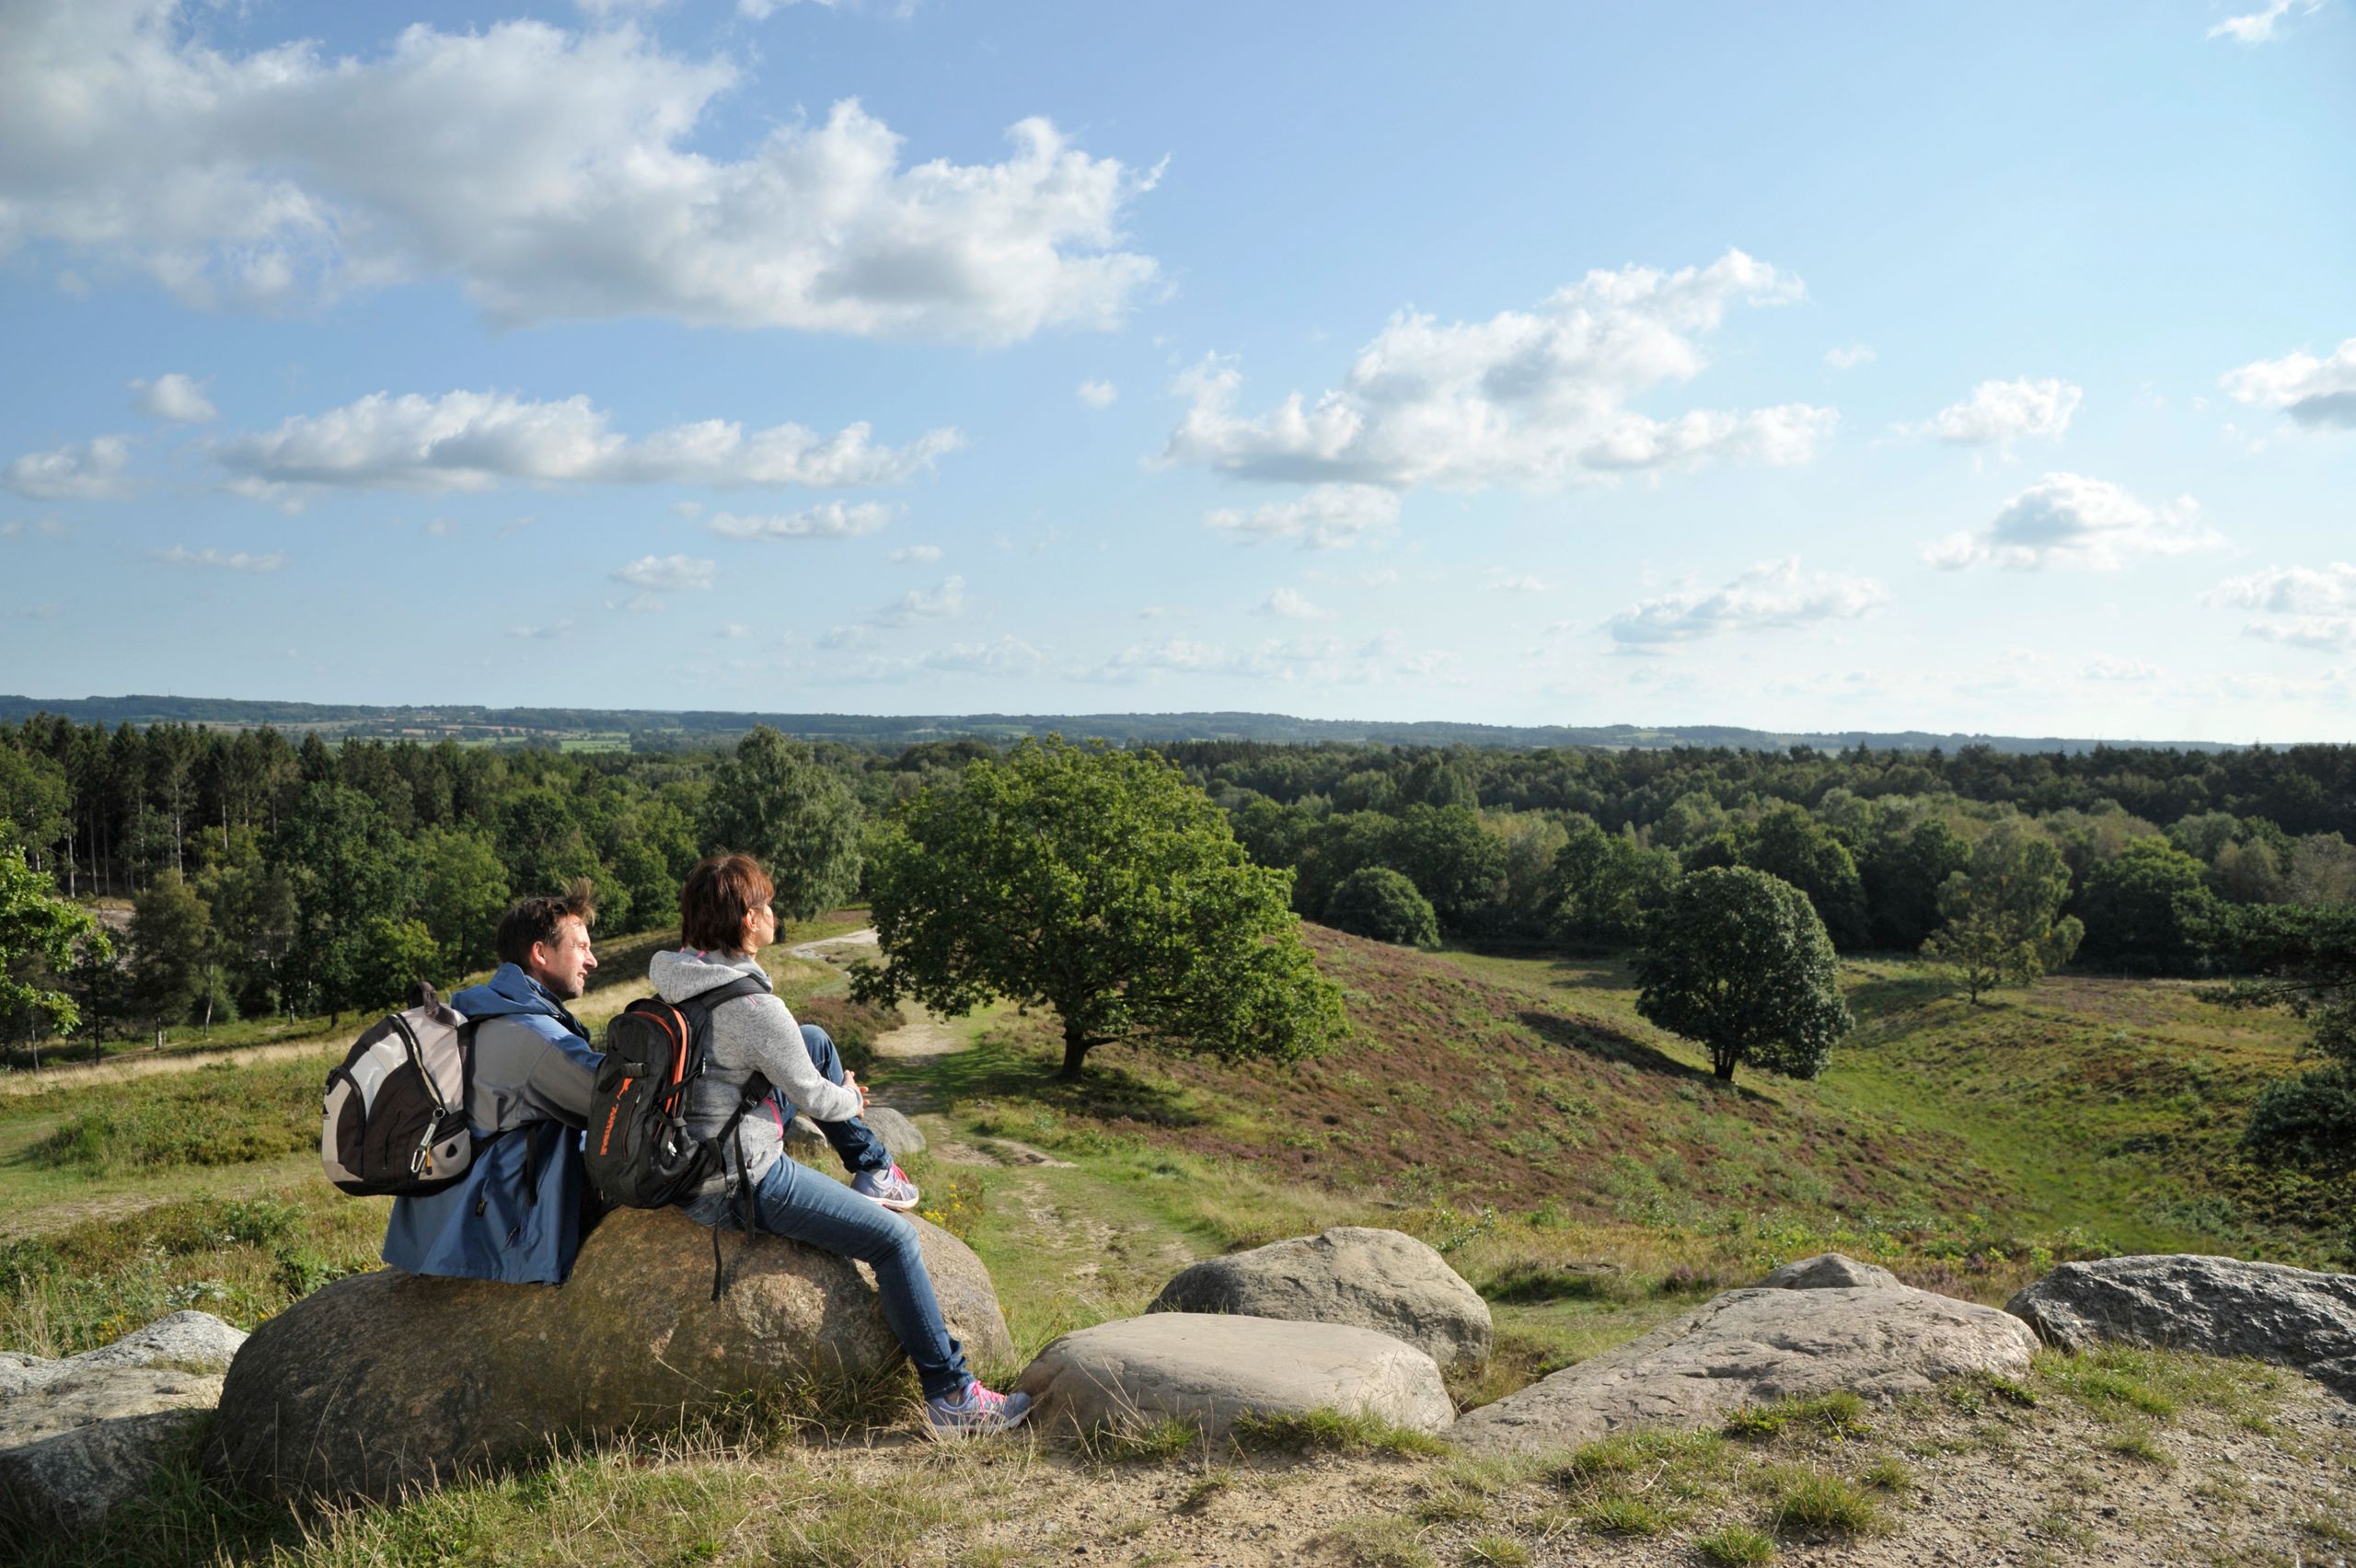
xmin=842 ymin=1068 xmax=870 ymax=1110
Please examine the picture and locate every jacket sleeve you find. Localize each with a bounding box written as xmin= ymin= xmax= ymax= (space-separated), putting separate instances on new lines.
xmin=734 ymin=993 xmax=862 ymax=1123
xmin=519 ymin=1027 xmax=601 ymax=1124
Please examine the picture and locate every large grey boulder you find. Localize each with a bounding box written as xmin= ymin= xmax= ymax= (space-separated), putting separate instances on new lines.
xmin=1758 ymin=1253 xmax=1902 ymax=1291
xmin=1452 ymin=1285 xmax=2037 ymax=1454
xmin=2007 ymin=1254 xmax=2356 ymax=1399
xmin=785 ymin=1105 xmax=927 ymax=1161
xmin=1 ymin=1312 xmax=245 ymax=1534
xmin=1149 ymin=1228 xmax=1491 ymax=1372
xmin=208 ymin=1205 xmax=1011 ymax=1505
xmin=1015 ymin=1313 xmax=1454 ymax=1441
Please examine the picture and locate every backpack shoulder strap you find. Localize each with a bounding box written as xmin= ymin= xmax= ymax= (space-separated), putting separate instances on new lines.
xmin=672 ymin=974 xmax=769 ymax=1032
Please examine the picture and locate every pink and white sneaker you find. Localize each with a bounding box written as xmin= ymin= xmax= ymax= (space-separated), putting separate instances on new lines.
xmin=851 ymin=1163 xmax=921 ymax=1211
xmin=926 ymin=1379 xmax=1033 ymax=1436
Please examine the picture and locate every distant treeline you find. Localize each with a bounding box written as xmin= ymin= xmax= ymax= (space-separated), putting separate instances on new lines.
xmin=0 ymin=693 xmax=2260 ymax=755
xmin=1 ymin=716 xmax=2351 ymax=1047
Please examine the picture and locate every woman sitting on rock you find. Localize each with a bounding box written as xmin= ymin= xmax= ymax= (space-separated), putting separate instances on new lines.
xmin=652 ymin=851 xmax=1030 ymax=1436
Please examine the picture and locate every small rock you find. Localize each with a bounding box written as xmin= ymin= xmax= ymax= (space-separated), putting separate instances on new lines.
xmin=863 ymin=1105 xmax=927 ymax=1158
xmin=1016 ymin=1312 xmax=1454 ymax=1441
xmin=1757 ymin=1253 xmax=1902 ymax=1291
xmin=1149 ymin=1227 xmax=1491 ymax=1372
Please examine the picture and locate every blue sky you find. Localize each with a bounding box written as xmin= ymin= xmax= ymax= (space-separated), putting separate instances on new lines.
xmin=2 ymin=0 xmax=2350 ymax=738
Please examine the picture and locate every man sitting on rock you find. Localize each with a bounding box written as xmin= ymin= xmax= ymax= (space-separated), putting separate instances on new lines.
xmin=381 ymin=885 xmax=605 ymax=1285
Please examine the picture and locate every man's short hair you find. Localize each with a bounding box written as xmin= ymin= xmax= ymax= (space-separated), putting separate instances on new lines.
xmin=494 ymin=881 xmax=598 ymax=969
xmin=679 ymin=853 xmax=774 ymax=952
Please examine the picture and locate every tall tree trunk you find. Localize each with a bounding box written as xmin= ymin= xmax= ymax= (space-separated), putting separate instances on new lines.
xmin=1058 ymin=1026 xmax=1094 ymax=1081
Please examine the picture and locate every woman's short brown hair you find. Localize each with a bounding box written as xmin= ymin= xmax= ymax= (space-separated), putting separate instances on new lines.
xmin=679 ymin=853 xmax=774 ymax=952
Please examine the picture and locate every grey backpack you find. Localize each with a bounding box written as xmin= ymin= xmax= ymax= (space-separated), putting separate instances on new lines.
xmin=320 ymin=986 xmax=479 ymax=1196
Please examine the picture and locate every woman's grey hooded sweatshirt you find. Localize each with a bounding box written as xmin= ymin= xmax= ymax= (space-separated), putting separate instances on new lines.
xmin=649 ymin=947 xmax=861 ymax=1194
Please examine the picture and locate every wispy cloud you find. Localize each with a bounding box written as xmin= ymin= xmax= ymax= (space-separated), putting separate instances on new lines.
xmin=1077 ymin=379 xmax=1118 ymax=408
xmin=2207 ymin=561 xmax=2356 ymax=649
xmin=2208 ymin=0 xmax=2327 ymax=44
xmin=6 ymin=436 xmax=135 ymax=500
xmin=888 ymin=544 xmax=941 ymax=564
xmin=873 ymin=575 xmax=965 ymax=628
xmin=1605 ymin=558 xmax=1888 ymax=648
xmin=1925 ymin=473 xmax=2222 ymax=571
xmin=149 ymin=545 xmax=285 ymax=573
xmin=1824 ymin=344 xmax=1877 ymax=370
xmin=218 ymin=391 xmax=961 ymax=499
xmin=1205 ymin=484 xmax=1401 ymax=549
xmin=707 ymin=502 xmax=895 ymax=540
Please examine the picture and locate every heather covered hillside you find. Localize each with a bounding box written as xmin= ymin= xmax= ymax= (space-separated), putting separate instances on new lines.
xmin=938 ymin=927 xmax=2339 ymax=1275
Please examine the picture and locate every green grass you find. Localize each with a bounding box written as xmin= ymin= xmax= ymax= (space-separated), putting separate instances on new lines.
xmin=1694 ymin=1523 xmax=1780 ymax=1565
xmin=1723 ymin=1391 xmax=1871 ymax=1443
xmin=1229 ymin=1408 xmax=1449 ymax=1458
xmin=1761 ymin=1467 xmax=1883 ymax=1539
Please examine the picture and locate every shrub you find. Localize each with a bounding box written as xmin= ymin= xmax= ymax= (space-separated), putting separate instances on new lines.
xmin=1327 ymin=866 xmax=1441 ymax=949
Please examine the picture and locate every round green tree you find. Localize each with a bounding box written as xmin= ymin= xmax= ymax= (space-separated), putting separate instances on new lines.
xmin=853 ymin=736 xmax=1348 ymax=1079
xmin=699 ymin=726 xmax=863 ymax=919
xmin=1326 ymin=866 xmax=1439 ymax=948
xmin=1635 ymin=866 xmax=1852 ymax=1084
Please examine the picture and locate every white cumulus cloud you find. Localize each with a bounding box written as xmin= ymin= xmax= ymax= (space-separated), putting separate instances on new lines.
xmin=874 ymin=575 xmax=964 ymax=628
xmin=149 ymin=544 xmax=283 ymax=572
xmin=611 ymin=554 xmax=716 ymax=591
xmin=1907 ymin=376 xmax=2082 ymax=447
xmin=1203 ymin=483 xmax=1401 ymax=549
xmin=1605 ymin=558 xmax=1888 ymax=648
xmin=1077 ymin=379 xmax=1118 ymax=408
xmin=1260 ymin=587 xmax=1335 ymax=622
xmin=1925 ymin=472 xmax=2223 ymax=571
xmin=2208 ymin=0 xmax=2327 ymax=43
xmin=707 ymin=502 xmax=895 ymax=540
xmin=0 ymin=6 xmax=1158 ymax=341
xmin=1161 ymin=250 xmax=1833 ymax=490
xmin=5 ymin=435 xmax=135 ymax=500
xmin=214 ymin=390 xmax=960 ymax=498
xmin=130 ymin=373 xmax=216 ymax=423
xmin=2207 ymin=561 xmax=2356 ymax=649
xmin=2219 ymin=340 xmax=2356 ymax=430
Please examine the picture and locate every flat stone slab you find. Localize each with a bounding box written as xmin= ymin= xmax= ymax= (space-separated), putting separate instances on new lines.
xmin=1452 ymin=1286 xmax=2038 ymax=1454
xmin=1015 ymin=1313 xmax=1454 ymax=1441
xmin=0 ymin=1309 xmax=246 ymax=1399
xmin=1758 ymin=1253 xmax=1902 ymax=1291
xmin=0 ymin=1366 xmax=224 ymax=1533
xmin=2008 ymin=1254 xmax=2356 ymax=1400
xmin=1150 ymin=1227 xmax=1491 ymax=1372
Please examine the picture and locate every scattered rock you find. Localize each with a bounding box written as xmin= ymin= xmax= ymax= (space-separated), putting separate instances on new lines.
xmin=2007 ymin=1254 xmax=2356 ymax=1399
xmin=1149 ymin=1228 xmax=1491 ymax=1372
xmin=208 ymin=1205 xmax=1011 ymax=1505
xmin=1758 ymin=1253 xmax=1902 ymax=1291
xmin=1451 ymin=1285 xmax=2038 ymax=1453
xmin=1015 ymin=1313 xmax=1454 ymax=1441
xmin=1 ymin=1337 xmax=237 ymax=1534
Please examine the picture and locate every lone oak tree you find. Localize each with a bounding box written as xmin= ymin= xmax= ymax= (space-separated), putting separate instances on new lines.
xmin=1635 ymin=866 xmax=1852 ymax=1084
xmin=853 ymin=737 xmax=1347 ymax=1079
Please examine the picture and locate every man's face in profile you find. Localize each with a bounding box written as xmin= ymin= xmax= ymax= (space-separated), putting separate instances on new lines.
xmin=530 ymin=916 xmax=597 ymax=1000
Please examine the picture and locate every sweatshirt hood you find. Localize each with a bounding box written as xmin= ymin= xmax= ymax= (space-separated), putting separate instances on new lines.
xmin=649 ymin=947 xmax=774 ymax=1005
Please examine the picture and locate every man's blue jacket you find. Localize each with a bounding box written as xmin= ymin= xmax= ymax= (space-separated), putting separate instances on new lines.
xmin=379 ymin=964 xmax=601 ymax=1285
